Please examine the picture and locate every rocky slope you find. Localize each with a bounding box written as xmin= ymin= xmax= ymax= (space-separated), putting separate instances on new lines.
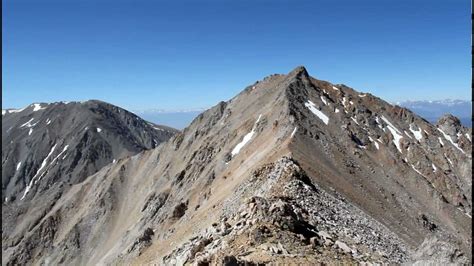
xmin=1 ymin=68 xmax=471 ymax=265
xmin=2 ymin=100 xmax=177 ymax=264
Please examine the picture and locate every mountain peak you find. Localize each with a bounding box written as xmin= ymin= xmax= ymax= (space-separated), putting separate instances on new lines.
xmin=437 ymin=113 xmax=461 ymax=127
xmin=287 ymin=65 xmax=309 ymax=79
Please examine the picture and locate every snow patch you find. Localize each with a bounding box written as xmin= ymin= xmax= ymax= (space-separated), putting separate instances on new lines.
xmin=2 ymin=110 xmax=6 ymax=115
xmin=411 ymin=164 xmax=427 ymax=178
xmin=404 ymin=131 xmax=413 ymax=139
xmin=51 ymin=145 xmax=69 ymax=163
xmin=290 ymin=127 xmax=297 ymax=138
xmin=335 ymin=108 xmax=340 ymax=113
xmin=409 ymin=125 xmax=423 ymax=141
xmin=320 ymin=96 xmax=328 ymax=105
xmin=8 ymin=107 xmax=27 ymax=113
xmin=21 ymin=144 xmax=57 ymax=200
xmin=465 ymin=133 xmax=471 ymax=142
xmin=305 ymin=100 xmax=329 ymax=125
xmin=332 ymin=86 xmax=339 ymax=91
xmin=438 ymin=137 xmax=444 ymax=146
xmin=231 ymin=114 xmax=262 ymax=157
xmin=358 ymin=94 xmax=367 ymax=97
xmin=46 ymin=118 xmax=51 ymax=125
xmin=368 ymin=136 xmax=379 ymax=150
xmin=444 ymin=154 xmax=453 ymax=166
xmin=381 ymin=116 xmax=403 ymax=153
xmin=431 ymin=164 xmax=437 ymax=172
xmin=375 ymin=116 xmax=383 ymax=129
xmin=97 ymin=128 xmax=102 ymax=133
xmin=32 ymin=103 xmax=46 ymax=111
xmin=342 ymin=97 xmax=348 ymax=108
xmin=17 ymin=162 xmax=22 ymax=171
xmin=351 ymin=117 xmax=359 ymax=125
xmin=28 ymin=128 xmax=33 ymax=136
xmin=437 ymin=128 xmax=465 ymax=154
xmin=20 ymin=118 xmax=38 ymax=128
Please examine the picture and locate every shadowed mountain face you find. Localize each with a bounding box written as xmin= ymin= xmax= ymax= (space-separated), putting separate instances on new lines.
xmin=2 ymin=69 xmax=471 ymax=265
xmin=1 ymin=100 xmax=178 ymax=265
xmin=2 ymin=100 xmax=177 ymax=202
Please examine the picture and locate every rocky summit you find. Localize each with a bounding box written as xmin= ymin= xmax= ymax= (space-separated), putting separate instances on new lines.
xmin=1 ymin=67 xmax=472 ymax=265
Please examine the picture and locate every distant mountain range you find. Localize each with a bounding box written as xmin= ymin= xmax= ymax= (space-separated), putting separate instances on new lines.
xmin=396 ymin=100 xmax=471 ymax=127
xmin=133 ymin=99 xmax=472 ymax=130
xmin=132 ymin=110 xmax=203 ymax=130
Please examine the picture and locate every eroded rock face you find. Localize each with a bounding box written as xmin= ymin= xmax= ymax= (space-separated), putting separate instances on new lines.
xmin=2 ymin=67 xmax=471 ymax=265
xmin=163 ymin=157 xmax=410 ymax=264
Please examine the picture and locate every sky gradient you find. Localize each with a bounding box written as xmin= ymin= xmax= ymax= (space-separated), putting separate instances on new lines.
xmin=2 ymin=0 xmax=471 ymax=111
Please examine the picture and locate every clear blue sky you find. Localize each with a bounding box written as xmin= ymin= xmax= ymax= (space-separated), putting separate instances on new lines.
xmin=2 ymin=0 xmax=470 ymax=111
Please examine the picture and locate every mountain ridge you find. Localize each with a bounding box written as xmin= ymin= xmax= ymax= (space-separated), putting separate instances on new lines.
xmin=2 ymin=66 xmax=471 ymax=265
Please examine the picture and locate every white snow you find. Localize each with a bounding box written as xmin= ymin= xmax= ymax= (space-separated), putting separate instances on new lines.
xmin=112 ymin=159 xmax=117 ymax=164
xmin=375 ymin=116 xmax=383 ymax=129
xmin=332 ymin=86 xmax=339 ymax=91
xmin=20 ymin=118 xmax=38 ymax=128
xmin=358 ymin=94 xmax=367 ymax=97
xmin=231 ymin=114 xmax=262 ymax=157
xmin=404 ymin=131 xmax=413 ymax=139
xmin=51 ymin=145 xmax=69 ymax=163
xmin=342 ymin=97 xmax=348 ymax=108
xmin=16 ymin=162 xmax=22 ymax=171
xmin=432 ymin=163 xmax=437 ymax=172
xmin=320 ymin=96 xmax=328 ymax=105
xmin=465 ymin=133 xmax=471 ymax=142
xmin=8 ymin=107 xmax=27 ymax=113
xmin=305 ymin=100 xmax=329 ymax=125
xmin=368 ymin=136 xmax=379 ymax=150
xmin=28 ymin=128 xmax=33 ymax=136
xmin=351 ymin=117 xmax=359 ymax=125
xmin=290 ymin=127 xmax=297 ymax=138
xmin=437 ymin=128 xmax=465 ymax=154
xmin=444 ymin=154 xmax=453 ymax=166
xmin=349 ymin=100 xmax=354 ymax=105
xmin=438 ymin=137 xmax=444 ymax=146
xmin=409 ymin=125 xmax=423 ymax=141
xmin=411 ymin=164 xmax=427 ymax=178
xmin=381 ymin=116 xmax=403 ymax=153
xmin=32 ymin=103 xmax=46 ymax=111
xmin=97 ymin=128 xmax=102 ymax=133
xmin=2 ymin=110 xmax=6 ymax=115
xmin=335 ymin=108 xmax=340 ymax=113
xmin=46 ymin=118 xmax=51 ymax=125
xmin=21 ymin=144 xmax=57 ymax=200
